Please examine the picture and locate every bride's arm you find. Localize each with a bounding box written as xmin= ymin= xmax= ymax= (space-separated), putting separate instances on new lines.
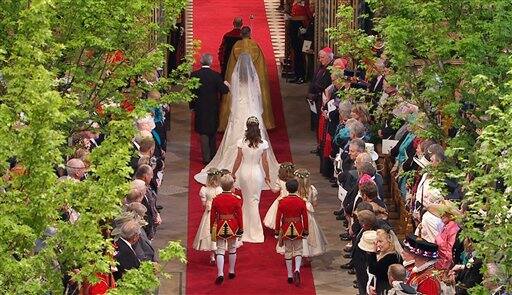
xmin=232 ymin=148 xmax=243 ymax=176
xmin=262 ymin=150 xmax=270 ymax=185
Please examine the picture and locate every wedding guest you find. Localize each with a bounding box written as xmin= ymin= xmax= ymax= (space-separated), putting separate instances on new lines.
xmin=386 ymin=264 xmax=417 ymax=295
xmin=113 ymin=219 xmax=142 ymax=281
xmin=403 ymin=234 xmax=441 ymax=295
xmin=367 ymin=229 xmax=404 ymax=295
xmin=308 ymin=47 xmax=334 ymax=136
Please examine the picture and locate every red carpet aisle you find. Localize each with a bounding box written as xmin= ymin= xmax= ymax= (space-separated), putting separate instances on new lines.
xmin=186 ymin=0 xmax=316 ymax=294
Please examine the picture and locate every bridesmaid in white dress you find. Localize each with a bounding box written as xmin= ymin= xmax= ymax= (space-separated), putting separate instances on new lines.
xmin=294 ymin=168 xmax=328 ymax=257
xmin=192 ymin=168 xmax=223 ymax=262
xmin=232 ymin=116 xmax=270 ymax=243
xmin=263 ymin=162 xmax=295 ymax=229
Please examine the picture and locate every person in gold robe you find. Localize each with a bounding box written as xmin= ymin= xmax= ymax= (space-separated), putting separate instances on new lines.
xmin=219 ymin=26 xmax=276 ymax=131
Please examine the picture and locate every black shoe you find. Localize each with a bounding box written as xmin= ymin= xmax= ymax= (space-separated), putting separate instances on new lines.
xmin=348 ymin=268 xmax=356 ymax=275
xmin=340 ymin=262 xmax=353 ymax=270
xmin=343 ymin=253 xmax=352 ymax=259
xmin=310 ymin=148 xmax=319 ymax=154
xmin=287 ymin=277 xmax=293 ymax=284
xmin=294 ymin=78 xmax=305 ymax=84
xmin=331 ymin=183 xmax=339 ymax=188
xmin=333 ymin=210 xmax=342 ymax=216
xmin=343 ymin=247 xmax=353 ymax=253
xmin=293 ymin=271 xmax=301 ymax=286
xmin=288 ymin=77 xmax=299 ymax=83
xmin=336 ymin=215 xmax=345 ymax=221
xmin=353 ymin=283 xmax=358 ymax=289
xmin=339 ymin=233 xmax=351 ymax=240
xmin=353 ymin=280 xmax=357 ymax=284
xmin=228 ymin=273 xmax=236 ymax=279
xmin=215 ymin=275 xmax=224 ymax=285
xmin=329 ymin=178 xmax=337 ymax=183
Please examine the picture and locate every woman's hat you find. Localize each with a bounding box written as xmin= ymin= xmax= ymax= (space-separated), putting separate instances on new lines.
xmin=428 ymin=200 xmax=462 ymax=219
xmin=403 ymin=234 xmax=438 ymax=259
xmin=365 ymin=143 xmax=379 ymax=161
xmin=358 ymin=230 xmax=377 ymax=252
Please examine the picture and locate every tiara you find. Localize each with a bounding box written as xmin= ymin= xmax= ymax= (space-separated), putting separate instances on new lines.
xmin=246 ymin=116 xmax=259 ymax=124
xmin=294 ymin=170 xmax=310 ymax=178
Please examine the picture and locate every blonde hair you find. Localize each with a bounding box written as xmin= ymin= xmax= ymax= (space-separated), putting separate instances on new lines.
xmin=278 ymin=162 xmax=295 ymax=181
xmin=206 ymin=168 xmax=221 ymax=188
xmin=294 ymin=168 xmax=311 ymax=201
xmin=352 ymin=104 xmax=370 ymax=124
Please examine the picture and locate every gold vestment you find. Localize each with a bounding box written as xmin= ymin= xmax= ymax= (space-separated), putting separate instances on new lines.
xmin=218 ymin=38 xmax=276 ymax=131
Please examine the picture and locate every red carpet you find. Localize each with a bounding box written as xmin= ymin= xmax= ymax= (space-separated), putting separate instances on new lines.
xmin=186 ymin=1 xmax=316 ymax=294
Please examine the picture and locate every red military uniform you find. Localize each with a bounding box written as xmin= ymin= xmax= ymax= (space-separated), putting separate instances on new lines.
xmin=275 ymin=194 xmax=308 ymax=240
xmin=210 ymin=191 xmax=243 ymax=240
xmin=407 ymin=266 xmax=441 ymax=295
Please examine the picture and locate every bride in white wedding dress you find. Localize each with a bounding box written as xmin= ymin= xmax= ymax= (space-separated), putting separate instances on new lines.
xmin=194 ymin=53 xmax=280 ymax=243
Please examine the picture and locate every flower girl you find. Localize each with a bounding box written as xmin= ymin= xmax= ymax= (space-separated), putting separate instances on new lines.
xmin=263 ymin=162 xmax=295 ymax=229
xmin=193 ymin=168 xmax=223 ymax=263
xmin=294 ymin=168 xmax=328 ymax=257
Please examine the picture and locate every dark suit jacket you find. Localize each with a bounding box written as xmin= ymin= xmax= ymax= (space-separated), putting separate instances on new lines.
xmin=142 ymin=188 xmax=158 ymax=240
xmin=134 ymin=230 xmax=156 ymax=262
xmin=114 ymin=239 xmax=141 ymax=281
xmin=190 ymin=67 xmax=229 ymax=135
xmin=308 ymin=61 xmax=333 ymax=96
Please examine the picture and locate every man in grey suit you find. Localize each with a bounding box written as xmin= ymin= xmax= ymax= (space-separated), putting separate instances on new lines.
xmin=190 ymin=53 xmax=230 ymax=165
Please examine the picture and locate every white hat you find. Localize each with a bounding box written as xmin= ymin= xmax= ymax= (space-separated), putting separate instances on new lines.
xmin=358 ymin=230 xmax=377 ymax=252
xmin=365 ymin=143 xmax=379 ymax=162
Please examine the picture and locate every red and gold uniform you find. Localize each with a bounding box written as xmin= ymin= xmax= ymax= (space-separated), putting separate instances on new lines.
xmin=407 ymin=264 xmax=441 ymax=295
xmin=275 ymin=194 xmax=309 ymax=259
xmin=210 ymin=191 xmax=243 ymax=253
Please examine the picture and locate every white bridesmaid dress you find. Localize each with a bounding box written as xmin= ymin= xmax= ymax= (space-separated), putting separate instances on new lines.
xmin=192 ymin=186 xmax=223 ymax=251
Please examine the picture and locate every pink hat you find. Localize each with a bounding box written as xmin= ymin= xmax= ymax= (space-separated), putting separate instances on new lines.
xmin=358 ymin=174 xmax=374 ymax=186
xmin=321 ymin=47 xmax=333 ymax=54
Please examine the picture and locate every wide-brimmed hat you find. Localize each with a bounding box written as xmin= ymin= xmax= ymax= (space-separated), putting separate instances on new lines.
xmin=403 ymin=234 xmax=438 ymax=259
xmin=428 ymin=200 xmax=462 ymax=219
xmin=413 ymin=156 xmax=431 ymax=169
xmin=358 ymin=230 xmax=377 ymax=252
xmin=365 ymin=143 xmax=379 ymax=162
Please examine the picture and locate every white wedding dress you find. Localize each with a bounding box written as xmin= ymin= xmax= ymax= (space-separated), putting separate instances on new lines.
xmin=194 ymin=53 xmax=280 ymax=243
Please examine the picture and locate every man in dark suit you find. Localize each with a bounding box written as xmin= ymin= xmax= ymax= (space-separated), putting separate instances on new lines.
xmin=113 ymin=219 xmax=141 ymax=281
xmin=190 ymin=53 xmax=230 ymax=165
xmin=307 ymin=47 xmax=333 ymax=143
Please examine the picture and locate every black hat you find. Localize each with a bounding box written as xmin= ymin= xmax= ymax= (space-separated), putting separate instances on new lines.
xmin=403 ymin=234 xmax=438 ymax=259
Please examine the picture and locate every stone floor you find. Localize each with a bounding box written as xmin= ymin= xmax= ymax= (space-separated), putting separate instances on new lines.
xmin=152 ymin=75 xmax=358 ymax=294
